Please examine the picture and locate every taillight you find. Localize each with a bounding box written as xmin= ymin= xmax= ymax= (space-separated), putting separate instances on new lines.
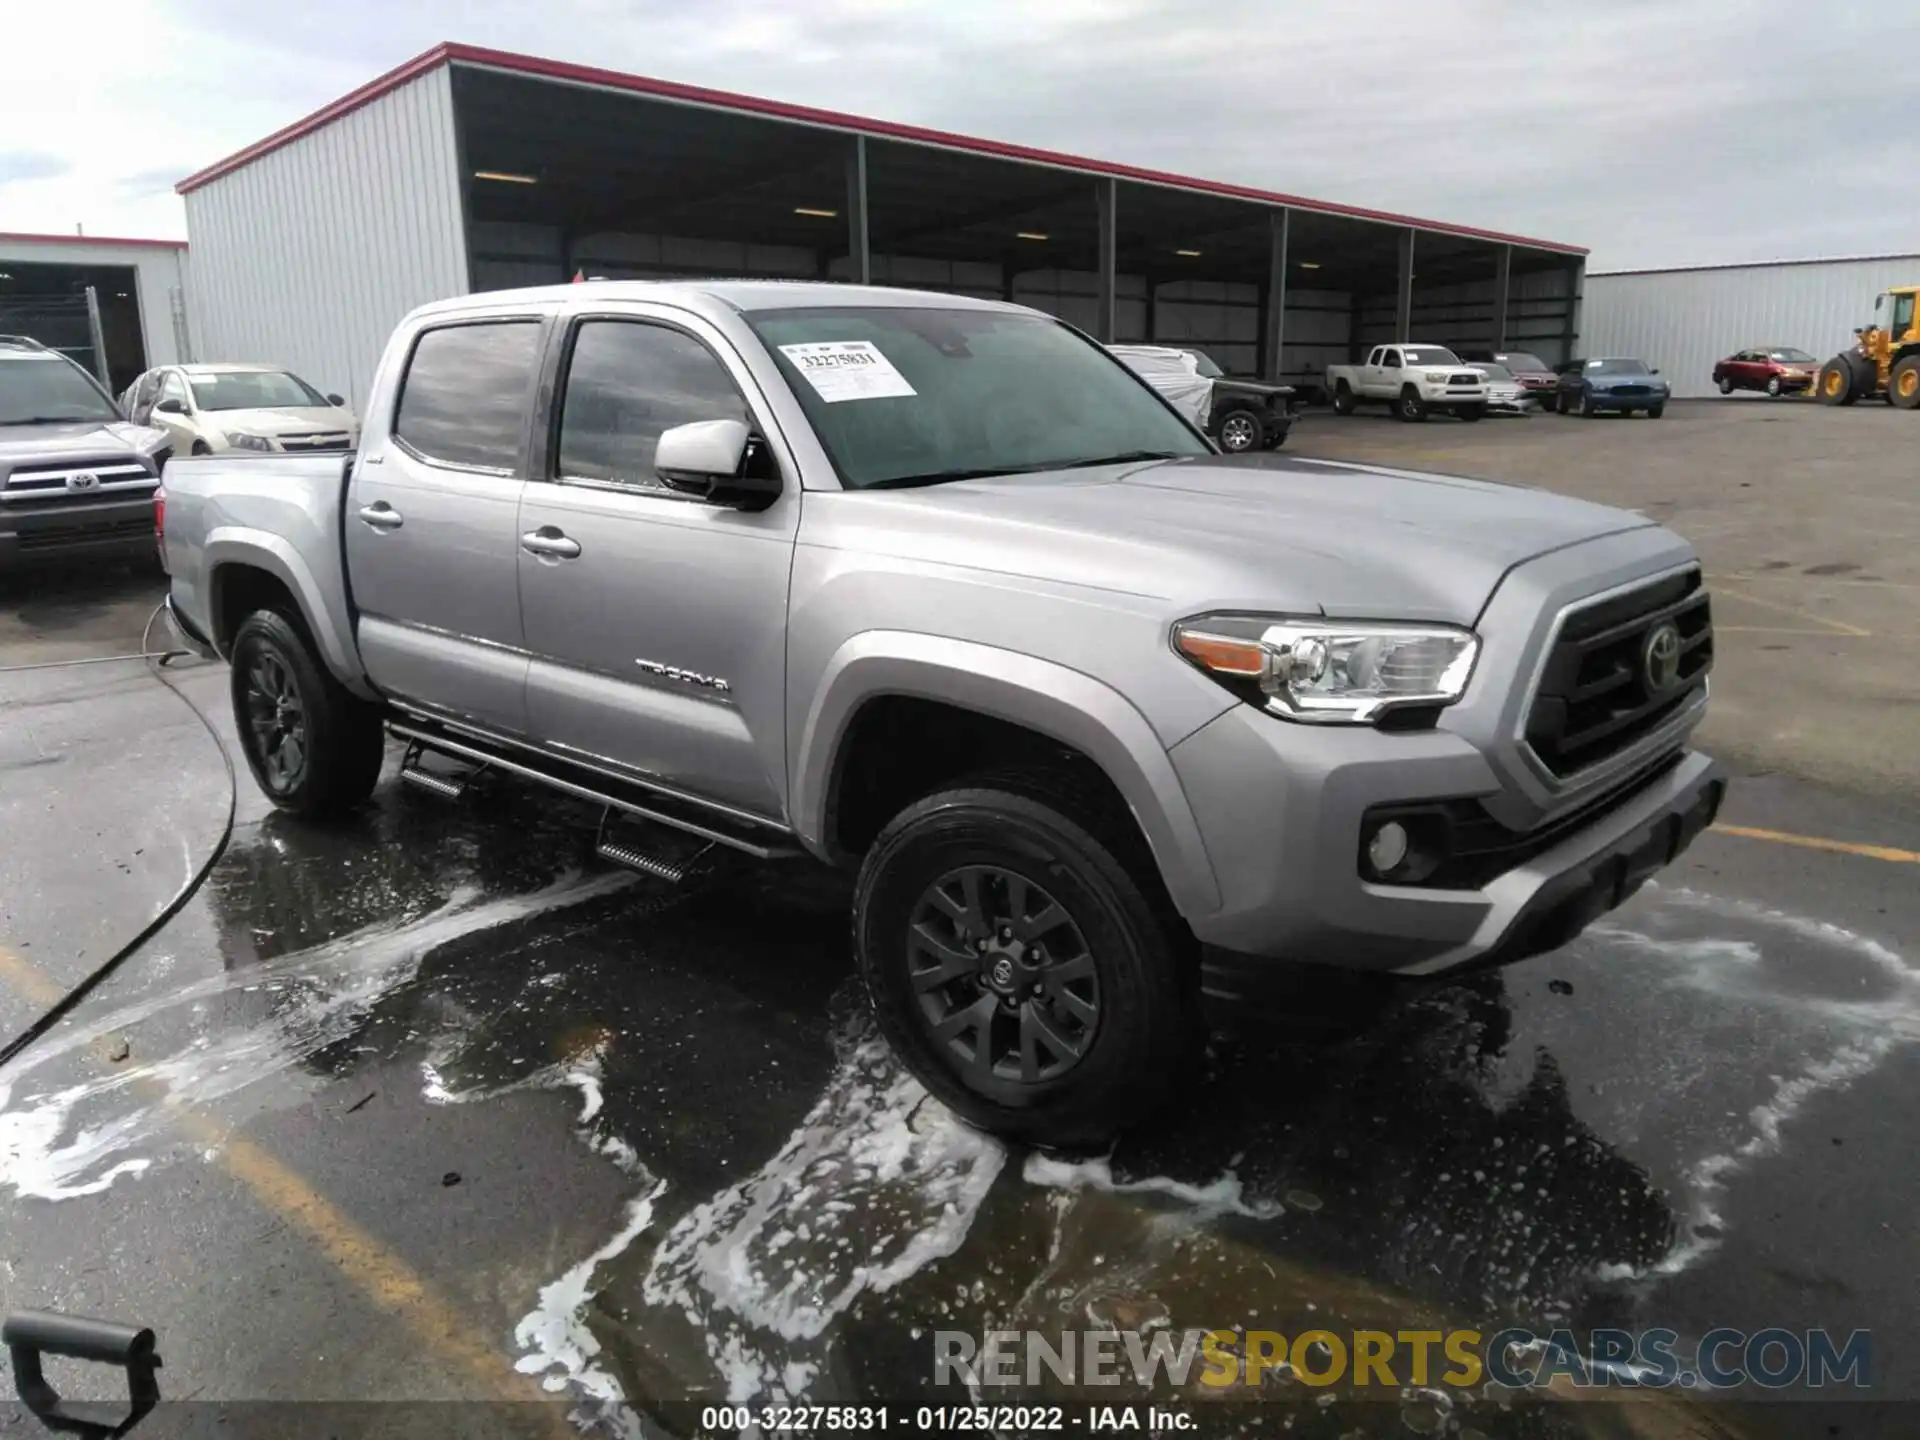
xmin=154 ymin=487 xmax=166 ymax=539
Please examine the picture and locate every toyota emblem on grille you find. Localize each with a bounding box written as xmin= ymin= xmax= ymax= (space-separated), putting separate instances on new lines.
xmin=65 ymin=471 xmax=100 ymax=493
xmin=1642 ymin=621 xmax=1682 ymax=693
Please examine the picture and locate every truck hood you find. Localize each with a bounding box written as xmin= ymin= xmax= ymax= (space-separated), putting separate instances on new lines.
xmin=809 ymin=454 xmax=1659 ymax=624
xmin=0 ymin=419 xmax=166 ymax=467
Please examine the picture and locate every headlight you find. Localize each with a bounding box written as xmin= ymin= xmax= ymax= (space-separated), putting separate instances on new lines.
xmin=1172 ymin=615 xmax=1479 ymax=724
xmin=226 ymin=431 xmax=274 ymax=452
xmin=1425 ymin=371 xmax=1449 ymax=383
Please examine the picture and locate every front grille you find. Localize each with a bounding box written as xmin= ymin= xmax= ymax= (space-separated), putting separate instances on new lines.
xmin=1524 ymin=569 xmax=1713 ymax=779
xmin=1609 ymin=385 xmax=1651 ymax=398
xmin=278 ymin=432 xmax=352 ymax=453
xmin=16 ymin=515 xmax=155 ymax=550
xmin=1447 ymin=373 xmax=1481 ymax=386
xmin=2 ymin=461 xmax=155 ymax=505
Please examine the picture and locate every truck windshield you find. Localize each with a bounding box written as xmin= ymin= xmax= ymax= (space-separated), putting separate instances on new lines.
xmin=189 ymin=370 xmax=330 ymax=411
xmin=747 ymin=306 xmax=1210 ymax=489
xmin=1400 ymin=346 xmax=1461 ymax=366
xmin=0 ymin=354 xmax=121 ymax=425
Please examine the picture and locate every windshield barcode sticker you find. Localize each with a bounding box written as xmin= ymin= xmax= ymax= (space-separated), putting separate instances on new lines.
xmin=778 ymin=341 xmax=917 ymax=402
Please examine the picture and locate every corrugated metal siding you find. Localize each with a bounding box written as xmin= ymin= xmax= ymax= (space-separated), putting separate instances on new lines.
xmin=1584 ymin=256 xmax=1920 ymax=398
xmin=182 ymin=67 xmax=468 ymax=413
xmin=0 ymin=239 xmax=192 ymax=369
xmin=1355 ymin=268 xmax=1577 ymax=365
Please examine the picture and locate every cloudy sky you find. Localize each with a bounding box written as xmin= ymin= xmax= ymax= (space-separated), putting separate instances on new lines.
xmin=3 ymin=0 xmax=1914 ymax=270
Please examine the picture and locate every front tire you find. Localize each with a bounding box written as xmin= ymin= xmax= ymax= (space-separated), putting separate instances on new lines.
xmin=1396 ymin=387 xmax=1427 ymax=423
xmin=1818 ymin=357 xmax=1858 ymax=406
xmin=1216 ymin=408 xmax=1264 ymax=452
xmin=229 ymin=609 xmax=386 ymax=819
xmin=1890 ymin=355 xmax=1920 ymax=410
xmin=1456 ymin=403 xmax=1485 ymax=422
xmin=1717 ymin=375 xmax=1735 ymax=395
xmin=1578 ymin=389 xmax=1596 ymax=417
xmin=1647 ymin=403 xmax=1666 ymax=419
xmin=1765 ymin=375 xmax=1782 ymax=398
xmin=854 ymin=777 xmax=1193 ymax=1149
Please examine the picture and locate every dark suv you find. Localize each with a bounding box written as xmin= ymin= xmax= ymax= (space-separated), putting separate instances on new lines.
xmin=0 ymin=336 xmax=170 ymax=572
xmin=1179 ymin=347 xmax=1295 ymax=451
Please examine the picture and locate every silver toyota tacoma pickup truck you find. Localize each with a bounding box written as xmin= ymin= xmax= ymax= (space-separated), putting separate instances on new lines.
xmin=160 ymin=281 xmax=1723 ymax=1146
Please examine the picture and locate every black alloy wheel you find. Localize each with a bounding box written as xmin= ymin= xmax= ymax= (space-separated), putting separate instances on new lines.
xmin=242 ymin=649 xmax=308 ymax=794
xmin=907 ymin=864 xmax=1100 ymax=1086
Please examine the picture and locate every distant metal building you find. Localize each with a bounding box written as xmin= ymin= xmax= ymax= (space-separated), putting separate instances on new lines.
xmin=175 ymin=42 xmax=1587 ymax=412
xmin=1583 ymin=253 xmax=1920 ymax=398
xmin=0 ymin=233 xmax=192 ymax=395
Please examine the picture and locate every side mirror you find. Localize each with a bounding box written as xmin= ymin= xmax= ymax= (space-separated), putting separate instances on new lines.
xmin=1874 ymin=294 xmax=1885 ymax=312
xmin=654 ymin=418 xmax=778 ymax=510
xmin=154 ymin=398 xmax=185 ymax=415
xmin=1651 ymin=367 xmax=1661 ymax=375
xmin=326 ymin=393 xmax=346 ymax=408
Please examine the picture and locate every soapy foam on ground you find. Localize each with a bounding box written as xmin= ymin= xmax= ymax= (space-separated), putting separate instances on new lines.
xmin=0 ymin=871 xmax=631 ymax=1203
xmin=1021 ymin=1152 xmax=1284 ymax=1220
xmin=1583 ymin=884 xmax=1915 ymax=1281
xmin=641 ymin=1029 xmax=1006 ymax=1403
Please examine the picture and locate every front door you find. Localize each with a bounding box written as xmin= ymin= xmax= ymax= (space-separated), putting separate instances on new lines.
xmin=517 ymin=308 xmax=799 ymax=819
xmin=345 ymin=313 xmax=550 ymax=735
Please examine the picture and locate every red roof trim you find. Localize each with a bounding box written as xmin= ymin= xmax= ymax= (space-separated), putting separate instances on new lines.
xmin=175 ymin=40 xmax=1587 ymax=257
xmin=175 ymin=43 xmax=457 ymax=194
xmin=0 ymin=231 xmax=186 ymax=251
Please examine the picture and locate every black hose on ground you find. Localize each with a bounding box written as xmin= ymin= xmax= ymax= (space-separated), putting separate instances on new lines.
xmin=0 ymin=602 xmax=238 ymax=1071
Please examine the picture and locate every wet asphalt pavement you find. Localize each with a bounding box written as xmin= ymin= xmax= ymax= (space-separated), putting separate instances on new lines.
xmin=2 ymin=569 xmax=1918 ymax=1439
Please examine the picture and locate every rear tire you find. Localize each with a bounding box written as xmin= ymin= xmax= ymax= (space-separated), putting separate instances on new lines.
xmin=1331 ymin=383 xmax=1357 ymax=416
xmin=854 ymin=774 xmax=1194 ymax=1149
xmin=1890 ymin=355 xmax=1920 ymax=410
xmin=1396 ymin=387 xmax=1427 ymax=423
xmin=229 ymin=609 xmax=386 ymax=819
xmin=1818 ymin=357 xmax=1858 ymax=406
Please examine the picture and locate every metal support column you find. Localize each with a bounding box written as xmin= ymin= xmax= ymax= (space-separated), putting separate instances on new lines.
xmin=1144 ymin=281 xmax=1157 ymax=344
xmin=1094 ymin=178 xmax=1118 ymax=342
xmin=846 ymin=136 xmax=871 ymax=286
xmin=1561 ymin=258 xmax=1584 ymax=364
xmin=83 ymin=286 xmax=109 ymax=386
xmin=1262 ymin=208 xmax=1290 ymax=382
xmin=1395 ymin=228 xmax=1415 ymax=339
xmin=1491 ymin=244 xmax=1512 ymax=350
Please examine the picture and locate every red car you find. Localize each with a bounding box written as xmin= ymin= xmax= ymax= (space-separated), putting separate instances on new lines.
xmin=1712 ymin=346 xmax=1819 ymax=397
xmin=1456 ymin=348 xmax=1558 ymax=396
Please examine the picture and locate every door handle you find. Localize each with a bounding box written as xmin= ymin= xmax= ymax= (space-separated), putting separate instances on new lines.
xmin=521 ymin=529 xmax=581 ymax=560
xmin=357 ymin=502 xmax=403 ymax=530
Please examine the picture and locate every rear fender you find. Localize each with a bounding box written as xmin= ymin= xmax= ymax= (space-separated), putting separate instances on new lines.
xmin=791 ymin=630 xmax=1223 ymax=920
xmin=205 ymin=527 xmax=372 ymax=697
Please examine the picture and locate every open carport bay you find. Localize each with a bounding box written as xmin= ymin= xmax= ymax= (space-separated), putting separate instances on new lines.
xmin=3 ymin=401 xmax=1919 ymax=1436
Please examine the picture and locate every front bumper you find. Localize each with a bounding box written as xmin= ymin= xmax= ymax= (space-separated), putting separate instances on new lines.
xmin=1487 ymin=394 xmax=1537 ymax=413
xmin=1422 ymin=389 xmax=1488 ymax=405
xmin=1586 ymin=390 xmax=1669 ymax=410
xmin=1167 ymin=699 xmax=1724 ymax=1018
xmin=0 ymin=497 xmax=159 ymax=570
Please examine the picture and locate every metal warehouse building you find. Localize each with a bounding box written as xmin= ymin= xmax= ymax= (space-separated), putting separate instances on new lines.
xmin=1583 ymin=253 xmax=1920 ymax=399
xmin=176 ymin=42 xmax=1587 ymax=413
xmin=0 ymin=233 xmax=193 ymax=396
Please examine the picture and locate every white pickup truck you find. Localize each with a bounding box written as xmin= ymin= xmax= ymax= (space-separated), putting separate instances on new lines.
xmin=1326 ymin=344 xmax=1489 ymax=423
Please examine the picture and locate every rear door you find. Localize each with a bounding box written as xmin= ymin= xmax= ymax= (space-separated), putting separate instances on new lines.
xmin=516 ymin=304 xmax=800 ymax=819
xmin=345 ymin=311 xmax=550 ymax=736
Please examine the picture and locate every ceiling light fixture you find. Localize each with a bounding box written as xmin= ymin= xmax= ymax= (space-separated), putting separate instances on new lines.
xmin=1298 ymin=261 xmax=1321 ymax=269
xmin=474 ymin=170 xmax=538 ymax=184
xmin=1016 ymin=231 xmax=1049 ymax=241
xmin=794 ymin=207 xmax=838 ymax=218
xmin=1175 ymin=249 xmax=1202 ymax=258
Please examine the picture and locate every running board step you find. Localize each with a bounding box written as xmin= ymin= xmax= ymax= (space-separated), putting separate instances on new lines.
xmin=398 ymin=740 xmax=476 ymax=799
xmin=387 ymin=718 xmax=802 ymax=862
xmin=594 ymin=810 xmax=720 ymax=884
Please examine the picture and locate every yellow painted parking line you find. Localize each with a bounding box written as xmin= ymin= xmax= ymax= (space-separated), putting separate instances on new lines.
xmin=1713 ymin=824 xmax=1920 ymax=865
xmin=1711 ymin=583 xmax=1871 ymax=636
xmin=0 ymin=944 xmax=568 ymax=1416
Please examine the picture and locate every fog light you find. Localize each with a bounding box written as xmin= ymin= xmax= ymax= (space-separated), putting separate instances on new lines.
xmin=1366 ymin=821 xmax=1410 ymax=876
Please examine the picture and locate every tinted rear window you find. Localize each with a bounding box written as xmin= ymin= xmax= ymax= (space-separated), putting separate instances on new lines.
xmin=394 ymin=321 xmax=542 ymax=471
